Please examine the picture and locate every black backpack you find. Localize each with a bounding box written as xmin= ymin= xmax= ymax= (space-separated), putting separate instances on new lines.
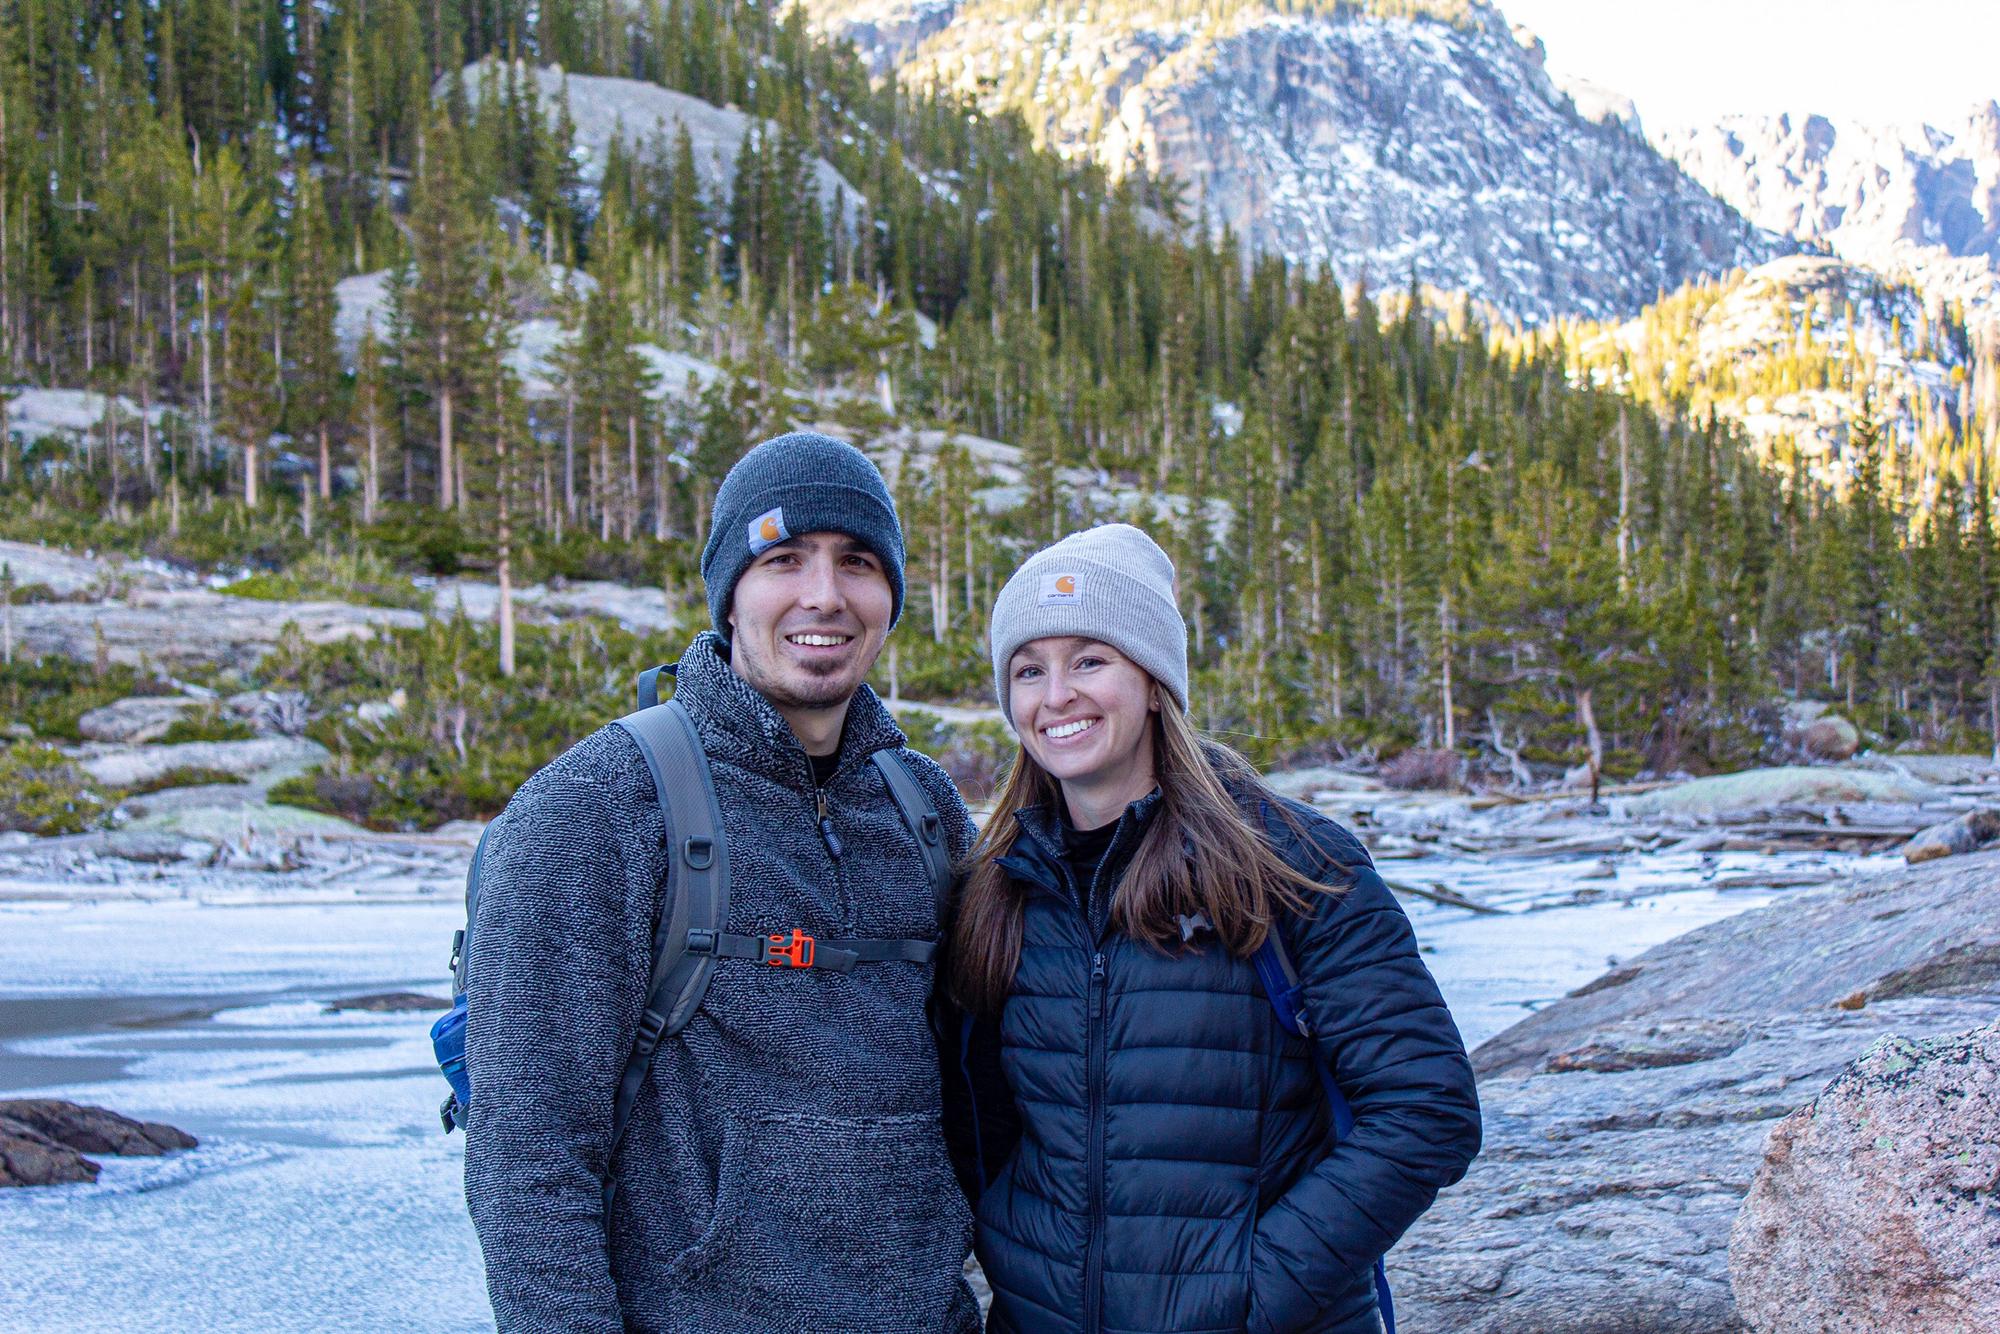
xmin=432 ymin=666 xmax=954 ymax=1166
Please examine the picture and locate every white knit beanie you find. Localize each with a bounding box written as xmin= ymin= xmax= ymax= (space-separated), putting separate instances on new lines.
xmin=988 ymin=523 xmax=1190 ymax=727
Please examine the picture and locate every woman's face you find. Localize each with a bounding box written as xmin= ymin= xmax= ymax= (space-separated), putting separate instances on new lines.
xmin=1009 ymin=636 xmax=1159 ymax=805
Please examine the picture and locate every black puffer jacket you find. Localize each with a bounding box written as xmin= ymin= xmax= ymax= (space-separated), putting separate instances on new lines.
xmin=949 ymin=788 xmax=1481 ymax=1334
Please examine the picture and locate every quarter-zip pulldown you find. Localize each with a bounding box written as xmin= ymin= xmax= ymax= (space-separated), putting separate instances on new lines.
xmin=815 ymin=784 xmax=843 ymax=859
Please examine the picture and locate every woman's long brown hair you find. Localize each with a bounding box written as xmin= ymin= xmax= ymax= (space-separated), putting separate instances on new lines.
xmin=948 ymin=692 xmax=1337 ymax=1015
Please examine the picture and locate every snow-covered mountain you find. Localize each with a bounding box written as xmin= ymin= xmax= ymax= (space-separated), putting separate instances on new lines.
xmin=1654 ymin=104 xmax=2000 ymax=326
xmin=803 ymin=0 xmax=1779 ymax=323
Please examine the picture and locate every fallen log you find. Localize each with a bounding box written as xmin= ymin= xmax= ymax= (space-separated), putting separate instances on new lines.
xmin=1382 ymin=878 xmax=1504 ymax=915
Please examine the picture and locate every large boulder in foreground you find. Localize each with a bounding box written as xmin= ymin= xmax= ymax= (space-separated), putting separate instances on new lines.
xmin=0 ymin=1099 xmax=196 ymax=1187
xmin=1388 ymin=850 xmax=2000 ymax=1332
xmin=1729 ymin=1021 xmax=2000 ymax=1332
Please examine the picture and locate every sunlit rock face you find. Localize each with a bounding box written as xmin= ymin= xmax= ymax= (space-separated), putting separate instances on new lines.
xmin=803 ymin=0 xmax=1780 ymax=323
xmin=1656 ymin=103 xmax=2000 ymax=327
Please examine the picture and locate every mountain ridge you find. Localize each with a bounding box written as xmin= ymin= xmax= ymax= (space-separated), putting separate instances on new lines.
xmin=802 ymin=0 xmax=1783 ymax=323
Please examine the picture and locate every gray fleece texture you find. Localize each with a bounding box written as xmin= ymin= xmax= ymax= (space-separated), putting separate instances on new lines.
xmin=463 ymin=632 xmax=979 ymax=1333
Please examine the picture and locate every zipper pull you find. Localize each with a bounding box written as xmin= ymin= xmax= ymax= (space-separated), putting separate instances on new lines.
xmin=817 ymin=787 xmax=843 ymax=859
xmin=1089 ymin=951 xmax=1106 ymax=1017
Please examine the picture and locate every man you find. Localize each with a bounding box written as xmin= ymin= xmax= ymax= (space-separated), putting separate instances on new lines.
xmin=464 ymin=432 xmax=981 ymax=1333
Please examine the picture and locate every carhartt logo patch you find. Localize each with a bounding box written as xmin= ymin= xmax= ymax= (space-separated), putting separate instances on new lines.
xmin=1039 ymin=573 xmax=1081 ymax=605
xmin=747 ymin=506 xmax=789 ymax=555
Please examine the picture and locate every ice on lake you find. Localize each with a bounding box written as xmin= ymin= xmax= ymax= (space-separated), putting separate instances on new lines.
xmin=0 ymin=835 xmax=1899 ymax=1331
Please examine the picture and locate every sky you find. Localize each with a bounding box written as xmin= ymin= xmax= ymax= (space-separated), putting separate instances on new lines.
xmin=1498 ymin=0 xmax=2000 ymax=130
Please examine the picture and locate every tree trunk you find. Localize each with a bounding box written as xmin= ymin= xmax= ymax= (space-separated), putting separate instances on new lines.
xmin=198 ymin=272 xmax=214 ymax=433
xmin=138 ymin=375 xmax=155 ymax=491
xmin=498 ymin=502 xmax=516 ymax=678
xmin=1616 ymin=404 xmax=1632 ymax=594
xmin=363 ymin=400 xmax=379 ymax=524
xmin=438 ymin=385 xmax=455 ymax=509
xmin=319 ymin=422 xmax=332 ymax=501
xmin=1439 ymin=586 xmax=1455 ymax=752
xmin=624 ymin=412 xmax=638 ymax=542
xmin=1577 ymin=686 xmax=1604 ymax=803
xmin=653 ymin=424 xmax=667 ymax=541
xmin=562 ymin=387 xmax=576 ymax=519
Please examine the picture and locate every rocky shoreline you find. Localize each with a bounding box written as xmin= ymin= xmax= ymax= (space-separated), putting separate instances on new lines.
xmin=1391 ymin=848 xmax=2000 ymax=1332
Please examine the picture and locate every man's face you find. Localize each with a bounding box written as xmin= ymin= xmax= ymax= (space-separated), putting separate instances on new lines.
xmin=727 ymin=531 xmax=894 ymax=717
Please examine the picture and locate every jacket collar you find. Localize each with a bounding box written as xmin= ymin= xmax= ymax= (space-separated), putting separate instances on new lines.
xmin=1002 ymin=788 xmax=1163 ymax=902
xmin=666 ymin=630 xmax=908 ymax=788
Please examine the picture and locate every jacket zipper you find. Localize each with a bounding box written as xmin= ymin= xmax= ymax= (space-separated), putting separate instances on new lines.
xmin=814 ymin=783 xmax=843 ymax=859
xmin=1083 ymin=947 xmax=1109 ymax=1333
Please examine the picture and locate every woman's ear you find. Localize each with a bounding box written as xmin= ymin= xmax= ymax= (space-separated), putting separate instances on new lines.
xmin=1150 ymin=690 xmax=1162 ymax=713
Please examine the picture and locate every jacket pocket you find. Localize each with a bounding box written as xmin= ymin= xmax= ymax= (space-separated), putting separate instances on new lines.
xmin=666 ymin=1108 xmax=975 ymax=1332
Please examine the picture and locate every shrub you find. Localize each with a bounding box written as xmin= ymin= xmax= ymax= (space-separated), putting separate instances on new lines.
xmin=220 ymin=546 xmax=430 ymax=611
xmin=931 ymin=722 xmax=1016 ymax=803
xmin=126 ymin=765 xmax=242 ymax=795
xmin=258 ymin=615 xmax=674 ymax=831
xmin=896 ymin=711 xmax=1017 ymax=803
xmin=0 ymin=656 xmax=168 ymax=741
xmin=158 ymin=707 xmax=256 ymax=744
xmin=0 ymin=743 xmax=113 ymax=834
xmin=1379 ymin=747 xmax=1462 ymax=791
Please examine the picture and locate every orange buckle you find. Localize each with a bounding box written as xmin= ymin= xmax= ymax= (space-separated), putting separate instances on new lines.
xmin=764 ymin=929 xmax=815 ymax=968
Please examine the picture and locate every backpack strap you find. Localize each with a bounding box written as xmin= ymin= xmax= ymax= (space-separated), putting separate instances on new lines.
xmin=635 ymin=663 xmax=671 ymax=712
xmin=684 ymin=926 xmax=936 ymax=971
xmin=1252 ymin=927 xmax=1399 ymax=1334
xmin=450 ymin=821 xmax=499 ymax=996
xmin=872 ymin=748 xmax=953 ymax=922
xmin=608 ymin=698 xmax=728 ymax=1162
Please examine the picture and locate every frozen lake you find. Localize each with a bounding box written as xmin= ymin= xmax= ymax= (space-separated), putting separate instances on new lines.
xmin=0 ymin=837 xmax=1896 ymax=1332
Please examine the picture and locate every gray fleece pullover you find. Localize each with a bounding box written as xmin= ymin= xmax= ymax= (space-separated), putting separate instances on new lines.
xmin=463 ymin=632 xmax=980 ymax=1333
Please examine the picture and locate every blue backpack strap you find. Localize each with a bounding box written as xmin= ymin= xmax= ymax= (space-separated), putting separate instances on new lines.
xmin=1253 ymin=929 xmax=1396 ymax=1334
xmin=433 ymin=821 xmax=500 ymax=1132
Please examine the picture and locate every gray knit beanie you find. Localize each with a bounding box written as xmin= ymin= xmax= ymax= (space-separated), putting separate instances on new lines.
xmin=988 ymin=523 xmax=1189 ymax=726
xmin=701 ymin=432 xmax=906 ymax=639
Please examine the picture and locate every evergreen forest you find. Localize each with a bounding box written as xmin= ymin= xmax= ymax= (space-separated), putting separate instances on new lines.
xmin=0 ymin=0 xmax=1994 ymax=828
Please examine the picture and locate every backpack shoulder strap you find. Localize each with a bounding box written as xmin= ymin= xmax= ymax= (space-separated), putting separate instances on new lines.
xmin=871 ymin=748 xmax=953 ymax=922
xmin=1251 ymin=924 xmax=1398 ymax=1334
xmin=608 ymin=697 xmax=729 ymax=1152
xmin=451 ymin=820 xmax=499 ymax=996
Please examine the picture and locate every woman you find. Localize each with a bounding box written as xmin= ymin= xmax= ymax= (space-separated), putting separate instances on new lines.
xmin=943 ymin=523 xmax=1481 ymax=1334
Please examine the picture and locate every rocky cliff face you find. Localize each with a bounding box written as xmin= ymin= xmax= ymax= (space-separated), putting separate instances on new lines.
xmin=1656 ymin=105 xmax=2000 ymax=268
xmin=1393 ymin=849 xmax=2000 ymax=1332
xmin=803 ymin=0 xmax=1779 ymax=322
xmin=1656 ymin=104 xmax=2000 ymax=327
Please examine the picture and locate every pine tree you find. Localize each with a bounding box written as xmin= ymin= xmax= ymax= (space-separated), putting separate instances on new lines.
xmin=394 ymin=104 xmax=491 ymax=510
xmin=220 ymin=278 xmax=280 ymax=505
xmin=352 ymin=327 xmax=388 ymax=523
xmin=286 ymin=166 xmax=341 ymax=501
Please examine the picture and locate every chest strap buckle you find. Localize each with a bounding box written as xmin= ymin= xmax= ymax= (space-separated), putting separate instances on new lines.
xmin=762 ymin=929 xmax=816 ymax=968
